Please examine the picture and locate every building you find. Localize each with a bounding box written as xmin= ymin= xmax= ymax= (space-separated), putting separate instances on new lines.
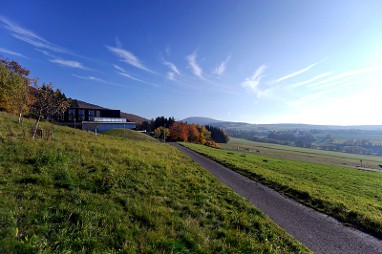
xmin=61 ymin=100 xmax=136 ymax=132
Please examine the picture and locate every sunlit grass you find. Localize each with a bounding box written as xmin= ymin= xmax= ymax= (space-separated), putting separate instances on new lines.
xmin=0 ymin=112 xmax=309 ymax=253
xmin=222 ymin=137 xmax=382 ymax=169
xmin=181 ymin=142 xmax=382 ymax=238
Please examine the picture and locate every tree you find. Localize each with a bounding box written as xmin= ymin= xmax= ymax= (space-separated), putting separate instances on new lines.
xmin=205 ymin=125 xmax=229 ymax=143
xmin=0 ymin=59 xmax=31 ymax=123
xmin=154 ymin=126 xmax=170 ymax=140
xmin=197 ymin=125 xmax=211 ymax=144
xmin=31 ymin=82 xmax=70 ymax=139
xmin=169 ymin=122 xmax=188 ymax=142
xmin=188 ymin=124 xmax=200 ymax=143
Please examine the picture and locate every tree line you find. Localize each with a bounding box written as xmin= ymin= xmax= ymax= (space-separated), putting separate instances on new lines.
xmin=139 ymin=116 xmax=229 ymax=147
xmin=0 ymin=58 xmax=71 ymax=139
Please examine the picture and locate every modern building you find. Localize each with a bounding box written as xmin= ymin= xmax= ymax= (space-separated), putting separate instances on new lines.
xmin=61 ymin=100 xmax=136 ymax=132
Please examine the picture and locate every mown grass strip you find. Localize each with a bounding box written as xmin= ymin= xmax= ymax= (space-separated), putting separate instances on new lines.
xmin=181 ymin=142 xmax=382 ymax=239
xmin=0 ymin=112 xmax=309 ymax=253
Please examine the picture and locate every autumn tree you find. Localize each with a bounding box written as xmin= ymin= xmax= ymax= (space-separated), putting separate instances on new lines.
xmin=169 ymin=122 xmax=188 ymax=142
xmin=188 ymin=124 xmax=200 ymax=143
xmin=0 ymin=59 xmax=31 ymax=123
xmin=197 ymin=125 xmax=211 ymax=144
xmin=154 ymin=126 xmax=170 ymax=141
xmin=31 ymin=82 xmax=70 ymax=139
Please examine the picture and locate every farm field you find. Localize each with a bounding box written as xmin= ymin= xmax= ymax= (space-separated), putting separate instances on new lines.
xmin=181 ymin=142 xmax=382 ymax=238
xmin=222 ymin=137 xmax=382 ymax=170
xmin=0 ymin=112 xmax=308 ymax=253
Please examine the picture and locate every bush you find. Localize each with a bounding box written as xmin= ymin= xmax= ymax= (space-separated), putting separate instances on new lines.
xmin=204 ymin=140 xmax=220 ymax=149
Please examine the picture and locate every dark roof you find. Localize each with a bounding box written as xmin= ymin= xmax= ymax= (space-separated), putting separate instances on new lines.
xmin=75 ymin=100 xmax=108 ymax=110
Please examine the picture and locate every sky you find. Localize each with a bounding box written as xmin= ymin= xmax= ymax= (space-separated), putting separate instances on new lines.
xmin=1 ymin=0 xmax=382 ymax=125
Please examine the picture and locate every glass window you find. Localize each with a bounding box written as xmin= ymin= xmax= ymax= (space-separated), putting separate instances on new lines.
xmin=79 ymin=109 xmax=85 ymax=121
xmin=68 ymin=109 xmax=75 ymax=121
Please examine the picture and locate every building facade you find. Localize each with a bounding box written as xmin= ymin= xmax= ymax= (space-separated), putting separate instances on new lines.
xmin=60 ymin=100 xmax=136 ymax=132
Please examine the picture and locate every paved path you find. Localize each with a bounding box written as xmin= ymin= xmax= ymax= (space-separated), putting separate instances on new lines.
xmin=170 ymin=143 xmax=382 ymax=254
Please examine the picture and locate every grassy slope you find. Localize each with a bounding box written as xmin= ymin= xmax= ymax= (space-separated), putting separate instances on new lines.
xmin=102 ymin=128 xmax=158 ymax=142
xmin=181 ymin=142 xmax=382 ymax=238
xmin=0 ymin=112 xmax=309 ymax=253
xmin=223 ymin=137 xmax=382 ymax=169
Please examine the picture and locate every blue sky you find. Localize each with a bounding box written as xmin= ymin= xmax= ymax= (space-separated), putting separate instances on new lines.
xmin=1 ymin=0 xmax=381 ymax=125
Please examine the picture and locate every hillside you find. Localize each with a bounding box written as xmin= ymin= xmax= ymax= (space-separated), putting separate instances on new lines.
xmin=182 ymin=116 xmax=223 ymax=125
xmin=0 ymin=112 xmax=308 ymax=253
xmin=102 ymin=128 xmax=157 ymax=142
xmin=183 ymin=116 xmax=382 ymax=131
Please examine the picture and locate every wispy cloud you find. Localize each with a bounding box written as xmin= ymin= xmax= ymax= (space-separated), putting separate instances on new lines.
xmin=288 ymin=72 xmax=332 ymax=88
xmin=187 ymin=51 xmax=203 ymax=78
xmin=275 ymin=60 xmax=324 ymax=83
xmin=106 ymin=45 xmax=151 ymax=72
xmin=113 ymin=65 xmax=156 ymax=87
xmin=162 ymin=60 xmax=180 ymax=81
xmin=213 ymin=55 xmax=230 ymax=76
xmin=291 ymin=89 xmax=337 ymax=106
xmin=0 ymin=47 xmax=28 ymax=58
xmin=308 ymin=65 xmax=382 ymax=88
xmin=72 ymin=74 xmax=130 ymax=88
xmin=0 ymin=16 xmax=66 ymax=53
xmin=49 ymin=58 xmax=89 ymax=70
xmin=241 ymin=64 xmax=267 ymax=97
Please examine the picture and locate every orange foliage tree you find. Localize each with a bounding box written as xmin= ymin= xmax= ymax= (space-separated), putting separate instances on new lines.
xmin=188 ymin=124 xmax=200 ymax=143
xmin=169 ymin=122 xmax=188 ymax=141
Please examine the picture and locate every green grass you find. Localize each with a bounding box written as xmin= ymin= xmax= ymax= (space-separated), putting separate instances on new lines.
xmin=223 ymin=137 xmax=382 ymax=169
xmin=0 ymin=112 xmax=309 ymax=253
xmin=102 ymin=128 xmax=158 ymax=142
xmin=181 ymin=142 xmax=382 ymax=238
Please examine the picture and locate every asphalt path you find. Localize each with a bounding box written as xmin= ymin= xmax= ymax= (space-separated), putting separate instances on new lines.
xmin=169 ymin=143 xmax=382 ymax=254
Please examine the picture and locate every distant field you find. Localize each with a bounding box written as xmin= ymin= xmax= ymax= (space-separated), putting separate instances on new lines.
xmin=222 ymin=137 xmax=382 ymax=169
xmin=0 ymin=112 xmax=308 ymax=253
xmin=181 ymin=142 xmax=382 ymax=238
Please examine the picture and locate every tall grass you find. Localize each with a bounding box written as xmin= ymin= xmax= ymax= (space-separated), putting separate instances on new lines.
xmin=0 ymin=112 xmax=309 ymax=253
xmin=181 ymin=142 xmax=382 ymax=238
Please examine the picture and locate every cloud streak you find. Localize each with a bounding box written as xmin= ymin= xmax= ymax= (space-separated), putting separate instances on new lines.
xmin=187 ymin=52 xmax=203 ymax=78
xmin=49 ymin=58 xmax=89 ymax=70
xmin=0 ymin=47 xmax=28 ymax=58
xmin=0 ymin=16 xmax=67 ymax=53
xmin=106 ymin=45 xmax=152 ymax=73
xmin=241 ymin=64 xmax=268 ymax=97
xmin=72 ymin=74 xmax=130 ymax=88
xmin=308 ymin=65 xmax=382 ymax=88
xmin=213 ymin=55 xmax=230 ymax=76
xmin=162 ymin=60 xmax=180 ymax=81
xmin=288 ymin=72 xmax=332 ymax=88
xmin=113 ymin=65 xmax=156 ymax=87
xmin=275 ymin=60 xmax=324 ymax=83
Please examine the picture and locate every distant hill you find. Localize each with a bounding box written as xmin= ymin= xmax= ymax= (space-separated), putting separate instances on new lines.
xmin=182 ymin=117 xmax=223 ymax=125
xmin=120 ymin=112 xmax=148 ymax=124
xmin=182 ymin=116 xmax=382 ymax=131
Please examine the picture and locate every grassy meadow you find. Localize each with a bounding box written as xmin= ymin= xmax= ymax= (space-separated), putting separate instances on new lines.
xmin=223 ymin=137 xmax=382 ymax=169
xmin=103 ymin=128 xmax=158 ymax=142
xmin=181 ymin=142 xmax=382 ymax=238
xmin=0 ymin=112 xmax=309 ymax=253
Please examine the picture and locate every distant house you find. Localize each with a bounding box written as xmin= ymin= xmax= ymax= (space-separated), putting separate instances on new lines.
xmin=60 ymin=100 xmax=136 ymax=132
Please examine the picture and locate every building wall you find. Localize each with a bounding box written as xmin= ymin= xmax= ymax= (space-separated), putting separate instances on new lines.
xmin=82 ymin=122 xmax=136 ymax=132
xmin=63 ymin=108 xmax=121 ymax=122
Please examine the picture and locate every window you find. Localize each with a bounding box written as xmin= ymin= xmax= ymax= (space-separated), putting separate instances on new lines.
xmin=79 ymin=109 xmax=85 ymax=121
xmin=68 ymin=109 xmax=75 ymax=121
xmin=88 ymin=110 xmax=95 ymax=121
